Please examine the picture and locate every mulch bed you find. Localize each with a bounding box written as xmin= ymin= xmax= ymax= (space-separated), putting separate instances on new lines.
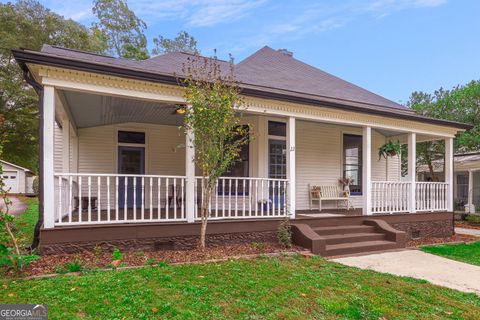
xmin=407 ymin=234 xmax=478 ymax=247
xmin=10 ymin=242 xmax=303 ymax=278
xmin=455 ymin=222 xmax=480 ymax=230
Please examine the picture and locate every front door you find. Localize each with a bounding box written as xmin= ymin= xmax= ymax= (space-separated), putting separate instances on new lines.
xmin=118 ymin=146 xmax=145 ymax=208
xmin=268 ymin=139 xmax=286 ymax=179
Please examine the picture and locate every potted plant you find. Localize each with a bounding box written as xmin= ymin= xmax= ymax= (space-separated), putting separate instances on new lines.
xmin=378 ymin=140 xmax=401 ymax=159
xmin=338 ymin=177 xmax=354 ymax=193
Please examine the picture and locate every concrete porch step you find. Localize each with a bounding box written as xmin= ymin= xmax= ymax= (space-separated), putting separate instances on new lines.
xmin=313 ymin=225 xmax=376 ymax=235
xmin=325 ymin=240 xmax=398 ymax=257
xmin=322 ymin=232 xmax=386 ymax=245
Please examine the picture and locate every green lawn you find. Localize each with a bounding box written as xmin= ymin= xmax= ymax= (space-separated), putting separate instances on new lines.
xmin=1 ymin=256 xmax=480 ymax=319
xmin=421 ymin=241 xmax=480 ymax=267
xmin=13 ymin=197 xmax=38 ymax=247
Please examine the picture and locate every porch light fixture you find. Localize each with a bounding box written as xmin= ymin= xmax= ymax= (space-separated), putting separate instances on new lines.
xmin=175 ymin=107 xmax=186 ymax=114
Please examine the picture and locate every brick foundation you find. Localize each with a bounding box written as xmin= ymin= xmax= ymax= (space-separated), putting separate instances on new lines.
xmin=40 ymin=231 xmax=277 ymax=255
xmin=389 ymin=219 xmax=453 ymax=240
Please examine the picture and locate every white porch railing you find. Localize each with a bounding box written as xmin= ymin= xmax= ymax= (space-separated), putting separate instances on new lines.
xmin=194 ymin=177 xmax=288 ymax=220
xmin=416 ymin=182 xmax=448 ymax=212
xmin=371 ymin=181 xmax=411 ymax=214
xmin=54 ymin=173 xmax=187 ymax=226
xmin=371 ymin=181 xmax=448 ymax=214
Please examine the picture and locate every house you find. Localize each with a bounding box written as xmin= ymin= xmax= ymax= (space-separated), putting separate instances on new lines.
xmin=0 ymin=160 xmax=35 ymax=195
xmin=12 ymin=45 xmax=471 ymax=256
xmin=418 ymin=152 xmax=480 ymax=213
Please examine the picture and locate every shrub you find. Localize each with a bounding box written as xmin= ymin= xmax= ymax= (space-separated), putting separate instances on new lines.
xmin=0 ymin=244 xmax=39 ymax=273
xmin=465 ymin=214 xmax=480 ymax=224
xmin=112 ymin=248 xmax=125 ymax=261
xmin=32 ymin=176 xmax=39 ymax=195
xmin=64 ymin=258 xmax=83 ymax=272
xmin=277 ymin=219 xmax=292 ymax=248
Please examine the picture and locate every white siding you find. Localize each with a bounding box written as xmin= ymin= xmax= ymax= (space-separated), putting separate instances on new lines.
xmin=75 ymin=123 xmax=185 ymax=210
xmin=295 ymin=120 xmax=401 ymax=210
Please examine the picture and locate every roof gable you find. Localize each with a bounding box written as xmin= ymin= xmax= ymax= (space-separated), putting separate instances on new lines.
xmin=0 ymin=160 xmax=32 ymax=172
xmin=235 ymin=46 xmax=407 ymax=111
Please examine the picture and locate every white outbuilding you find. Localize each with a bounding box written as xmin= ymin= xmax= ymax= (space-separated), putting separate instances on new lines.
xmin=1 ymin=160 xmax=36 ymax=195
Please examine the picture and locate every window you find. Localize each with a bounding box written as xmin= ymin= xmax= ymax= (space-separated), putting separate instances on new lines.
xmin=268 ymin=121 xmax=286 ymax=137
xmin=220 ymin=126 xmax=249 ymax=195
xmin=456 ymin=173 xmax=469 ymax=201
xmin=118 ymin=131 xmax=145 ymax=144
xmin=343 ymin=134 xmax=362 ymax=194
xmin=224 ymin=140 xmax=249 ymax=177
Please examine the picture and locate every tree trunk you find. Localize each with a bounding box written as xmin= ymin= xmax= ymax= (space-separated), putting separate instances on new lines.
xmin=199 ymin=182 xmax=212 ymax=249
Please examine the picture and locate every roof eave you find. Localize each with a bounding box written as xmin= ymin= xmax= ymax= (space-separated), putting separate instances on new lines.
xmin=12 ymin=48 xmax=473 ymax=131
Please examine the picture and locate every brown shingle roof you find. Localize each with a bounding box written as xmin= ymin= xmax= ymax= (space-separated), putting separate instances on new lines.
xmin=39 ymin=44 xmax=408 ymax=112
xmin=12 ymin=44 xmax=472 ymax=129
xmin=235 ymin=46 xmax=408 ymax=111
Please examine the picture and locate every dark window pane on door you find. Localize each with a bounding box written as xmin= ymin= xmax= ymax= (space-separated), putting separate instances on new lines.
xmin=269 ymin=139 xmax=286 ymax=179
xmin=343 ymin=134 xmax=362 ymax=194
xmin=119 ymin=147 xmax=144 ymax=174
xmin=118 ymin=131 xmax=145 ymax=144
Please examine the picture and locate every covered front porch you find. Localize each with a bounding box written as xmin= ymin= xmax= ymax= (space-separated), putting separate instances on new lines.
xmin=44 ymin=85 xmax=455 ymax=229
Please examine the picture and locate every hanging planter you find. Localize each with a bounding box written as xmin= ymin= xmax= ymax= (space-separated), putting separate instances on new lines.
xmin=378 ymin=140 xmax=401 ymax=159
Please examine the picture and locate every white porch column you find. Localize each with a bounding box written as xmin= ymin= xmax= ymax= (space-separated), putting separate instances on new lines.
xmin=61 ymin=116 xmax=70 ymax=172
xmin=185 ymin=125 xmax=195 ymax=223
xmin=408 ymin=133 xmax=417 ymax=213
xmin=445 ymin=137 xmax=454 ymax=212
xmin=362 ymin=126 xmax=372 ymax=215
xmin=287 ymin=116 xmax=296 ymax=219
xmin=43 ymin=86 xmax=55 ymax=228
xmin=468 ymin=170 xmax=474 ymax=213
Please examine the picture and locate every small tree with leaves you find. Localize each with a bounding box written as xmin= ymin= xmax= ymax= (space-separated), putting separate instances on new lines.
xmin=181 ymin=54 xmax=249 ymax=249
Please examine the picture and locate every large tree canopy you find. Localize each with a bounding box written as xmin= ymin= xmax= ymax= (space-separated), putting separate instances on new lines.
xmin=0 ymin=0 xmax=106 ymax=172
xmin=406 ymin=80 xmax=480 ymax=180
xmin=92 ymin=0 xmax=149 ymax=60
xmin=408 ymin=80 xmax=480 ymax=152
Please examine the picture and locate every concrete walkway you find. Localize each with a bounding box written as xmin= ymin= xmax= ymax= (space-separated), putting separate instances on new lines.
xmin=0 ymin=196 xmax=27 ymax=215
xmin=455 ymin=227 xmax=480 ymax=237
xmin=332 ymin=249 xmax=480 ymax=295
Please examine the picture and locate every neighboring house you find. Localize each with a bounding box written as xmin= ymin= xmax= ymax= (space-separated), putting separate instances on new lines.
xmin=13 ymin=45 xmax=471 ymax=255
xmin=0 ymin=160 xmax=35 ymax=195
xmin=418 ymin=152 xmax=480 ymax=213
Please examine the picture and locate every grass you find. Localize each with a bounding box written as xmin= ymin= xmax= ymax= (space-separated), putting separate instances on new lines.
xmin=421 ymin=241 xmax=480 ymax=266
xmin=1 ymin=256 xmax=480 ymax=319
xmin=13 ymin=196 xmax=38 ymax=247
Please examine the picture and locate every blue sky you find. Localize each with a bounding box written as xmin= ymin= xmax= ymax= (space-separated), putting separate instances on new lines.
xmin=15 ymin=0 xmax=480 ymax=104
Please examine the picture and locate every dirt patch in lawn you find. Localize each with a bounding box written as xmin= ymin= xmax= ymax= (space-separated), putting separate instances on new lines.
xmin=407 ymin=234 xmax=477 ymax=247
xmin=11 ymin=242 xmax=302 ymax=278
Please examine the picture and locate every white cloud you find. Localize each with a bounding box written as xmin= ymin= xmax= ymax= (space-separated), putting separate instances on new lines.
xmin=188 ymin=0 xmax=266 ymax=27
xmin=367 ymin=0 xmax=447 ymax=16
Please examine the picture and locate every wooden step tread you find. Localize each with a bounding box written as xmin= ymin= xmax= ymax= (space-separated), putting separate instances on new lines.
xmin=322 ymin=232 xmax=386 ymax=244
xmin=327 ymin=240 xmax=396 ymax=250
xmin=313 ymin=225 xmax=375 ymax=235
xmin=325 ymin=240 xmax=398 ymax=256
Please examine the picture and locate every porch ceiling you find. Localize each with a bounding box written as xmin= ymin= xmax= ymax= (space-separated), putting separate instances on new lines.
xmin=62 ymin=90 xmax=184 ymax=128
